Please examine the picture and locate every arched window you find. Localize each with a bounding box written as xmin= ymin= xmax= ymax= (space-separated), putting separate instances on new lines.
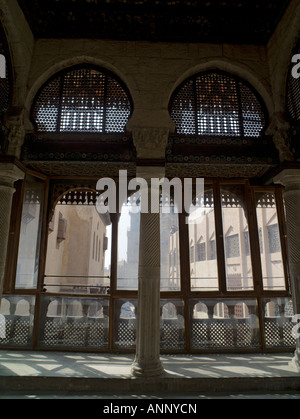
xmin=287 ymin=40 xmax=300 ymax=122
xmin=170 ymin=71 xmax=267 ymax=138
xmin=32 ymin=65 xmax=133 ymax=134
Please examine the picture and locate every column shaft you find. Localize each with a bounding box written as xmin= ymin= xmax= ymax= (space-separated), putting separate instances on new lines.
xmin=131 ymin=167 xmax=164 ymax=377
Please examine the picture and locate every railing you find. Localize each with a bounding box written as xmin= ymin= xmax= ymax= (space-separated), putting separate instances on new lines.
xmin=191 ymin=318 xmax=260 ymax=350
xmin=39 ymin=315 xmax=109 ymax=349
xmin=114 ymin=318 xmax=136 ymax=349
xmin=43 ymin=275 xmax=111 ymax=295
xmin=263 ymin=317 xmax=296 ymax=348
xmin=161 ymin=319 xmax=185 ymax=350
xmin=0 ymin=295 xmax=35 ymax=348
xmin=0 ymin=295 xmax=296 ymax=352
xmin=38 ymin=295 xmax=110 ymax=349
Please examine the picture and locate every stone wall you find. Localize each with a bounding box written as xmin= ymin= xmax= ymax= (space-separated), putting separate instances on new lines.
xmin=0 ymin=0 xmax=299 ymax=160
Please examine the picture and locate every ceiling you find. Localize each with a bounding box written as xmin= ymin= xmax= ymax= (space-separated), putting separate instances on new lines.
xmin=17 ymin=0 xmax=291 ymax=45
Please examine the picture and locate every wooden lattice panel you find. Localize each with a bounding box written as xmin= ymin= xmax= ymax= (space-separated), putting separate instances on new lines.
xmin=116 ymin=320 xmax=136 ymax=349
xmin=32 ymin=66 xmax=132 ymax=134
xmin=191 ymin=319 xmax=260 ymax=350
xmin=264 ymin=319 xmax=296 ymax=348
xmin=161 ymin=321 xmax=185 ymax=350
xmin=171 ymin=72 xmax=266 ymax=138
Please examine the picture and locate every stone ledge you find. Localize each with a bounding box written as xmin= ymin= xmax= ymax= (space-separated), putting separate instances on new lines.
xmin=0 ymin=351 xmax=299 ymax=395
xmin=1 ymin=375 xmax=300 ymax=395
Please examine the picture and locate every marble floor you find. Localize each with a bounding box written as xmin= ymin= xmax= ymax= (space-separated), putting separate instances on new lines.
xmin=0 ymin=350 xmax=299 ymax=399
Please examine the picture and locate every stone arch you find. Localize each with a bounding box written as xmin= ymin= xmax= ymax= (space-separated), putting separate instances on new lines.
xmin=47 ymin=299 xmax=60 ymax=317
xmin=0 ymin=298 xmax=10 ymax=315
xmin=48 ymin=186 xmax=99 ymax=224
xmin=268 ymin=1 xmax=300 ymax=115
xmin=15 ymin=299 xmax=30 ymax=316
xmin=162 ymin=302 xmax=178 ymax=320
xmin=193 ymin=302 xmax=208 ymax=319
xmin=168 ymin=59 xmax=274 ymax=118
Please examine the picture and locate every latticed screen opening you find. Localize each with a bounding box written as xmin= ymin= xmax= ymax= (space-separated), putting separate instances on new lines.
xmin=170 ymin=72 xmax=266 ymax=138
xmin=287 ymin=42 xmax=300 ymax=121
xmin=32 ymin=67 xmax=132 ymax=134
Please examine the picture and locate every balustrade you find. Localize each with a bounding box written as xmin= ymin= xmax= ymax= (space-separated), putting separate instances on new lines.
xmin=38 ymin=296 xmax=109 ymax=349
xmin=0 ymin=296 xmax=35 ymax=347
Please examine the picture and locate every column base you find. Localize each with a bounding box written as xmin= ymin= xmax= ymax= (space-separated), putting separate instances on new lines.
xmin=131 ymin=358 xmax=165 ymax=378
xmin=289 ymin=349 xmax=300 ymax=373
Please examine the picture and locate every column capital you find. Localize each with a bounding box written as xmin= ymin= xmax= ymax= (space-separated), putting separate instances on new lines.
xmin=1 ymin=109 xmax=26 ymax=159
xmin=0 ymin=162 xmax=25 ymax=189
xmin=127 ymin=107 xmax=174 ymax=159
xmin=7 ymin=122 xmax=26 ymax=159
xmin=132 ymin=127 xmax=170 ymax=160
xmin=274 ymin=168 xmax=300 ymax=190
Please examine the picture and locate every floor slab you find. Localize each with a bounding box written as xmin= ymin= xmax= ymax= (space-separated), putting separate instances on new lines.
xmin=0 ymin=351 xmax=299 ymax=378
xmin=0 ymin=351 xmax=299 ymax=398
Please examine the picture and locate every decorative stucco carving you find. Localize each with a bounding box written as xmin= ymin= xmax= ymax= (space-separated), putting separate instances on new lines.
xmin=7 ymin=122 xmax=26 ymax=158
xmin=132 ymin=127 xmax=169 ymax=160
xmin=0 ymin=110 xmax=26 ymax=159
xmin=266 ymin=113 xmax=294 ymax=162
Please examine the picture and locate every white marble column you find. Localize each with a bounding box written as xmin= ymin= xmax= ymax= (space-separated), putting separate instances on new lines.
xmin=131 ymin=166 xmax=165 ymax=377
xmin=0 ymin=163 xmax=24 ymax=298
xmin=274 ymin=169 xmax=300 ymax=371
